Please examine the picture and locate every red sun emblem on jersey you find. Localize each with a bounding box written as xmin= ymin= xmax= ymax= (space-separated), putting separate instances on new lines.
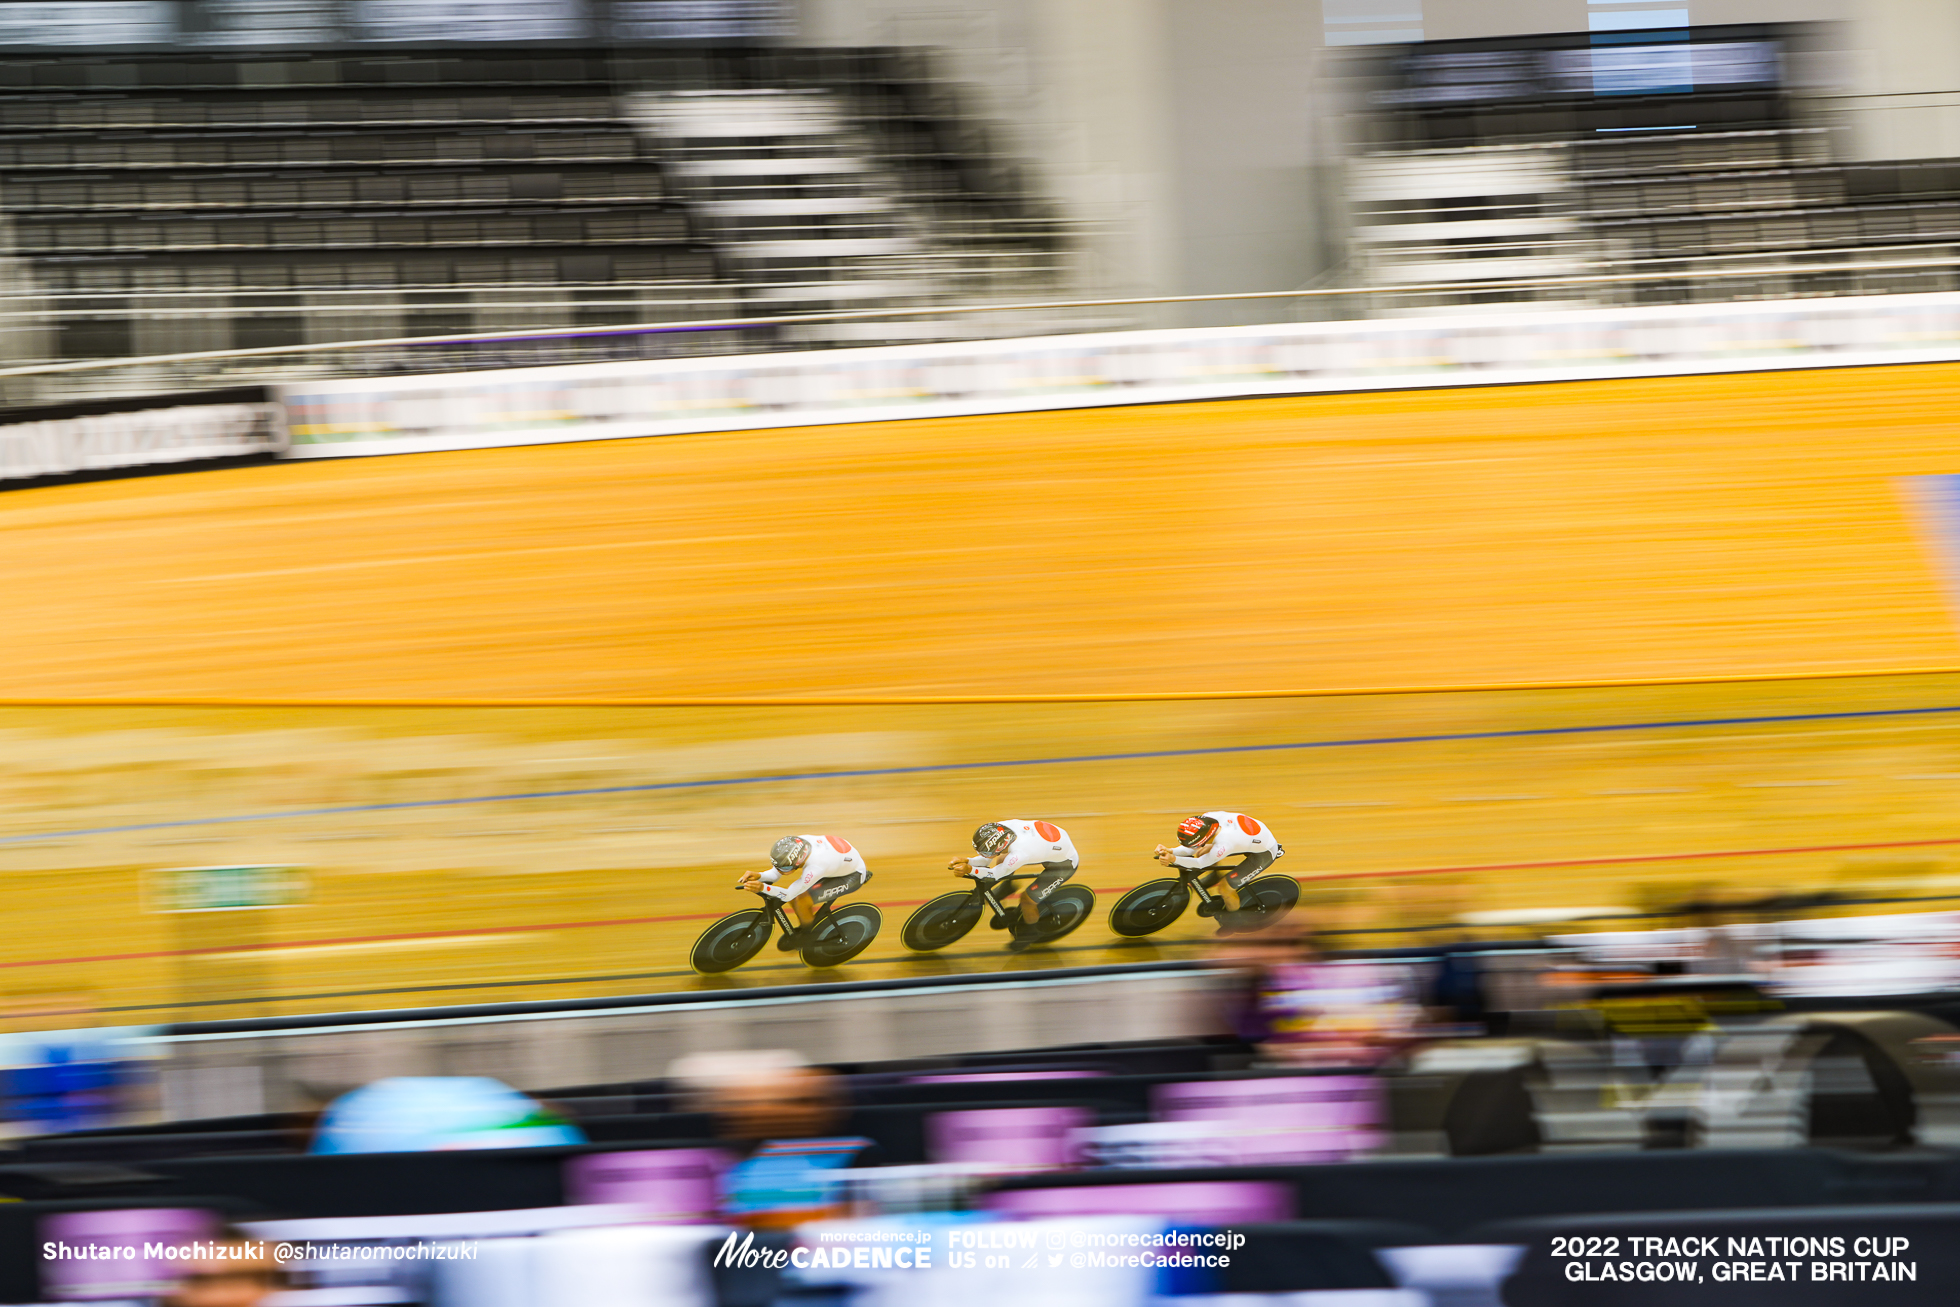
xmin=1033 ymin=821 xmax=1062 ymax=842
xmin=826 ymin=836 xmax=854 ymax=854
xmin=1237 ymin=815 xmax=1262 ymax=836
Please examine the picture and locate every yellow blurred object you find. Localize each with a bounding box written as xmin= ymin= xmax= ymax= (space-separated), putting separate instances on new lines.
xmin=3 ymin=363 xmax=1960 ymax=702
xmin=3 ymin=363 xmax=1960 ymax=1019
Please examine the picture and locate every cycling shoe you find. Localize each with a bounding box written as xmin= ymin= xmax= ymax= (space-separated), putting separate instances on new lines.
xmin=776 ymin=928 xmax=807 ymax=953
xmin=1007 ymin=913 xmax=1064 ymax=951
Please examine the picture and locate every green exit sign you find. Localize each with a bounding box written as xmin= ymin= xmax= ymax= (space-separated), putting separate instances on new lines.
xmin=147 ymin=865 xmax=308 ymax=913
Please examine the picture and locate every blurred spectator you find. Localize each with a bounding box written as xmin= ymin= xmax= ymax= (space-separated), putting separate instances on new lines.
xmin=1685 ymin=900 xmax=1769 ymax=977
xmin=162 ymin=1227 xmax=282 ymax=1307
xmin=671 ymin=1051 xmax=880 ymax=1228
xmin=309 ymin=1076 xmax=584 ymax=1154
xmin=0 ymin=1027 xmax=137 ymax=1136
xmin=1431 ymin=943 xmax=1491 ymax=1030
xmin=1251 ymin=931 xmax=1423 ymax=1068
xmin=1208 ymin=924 xmax=1314 ymax=1046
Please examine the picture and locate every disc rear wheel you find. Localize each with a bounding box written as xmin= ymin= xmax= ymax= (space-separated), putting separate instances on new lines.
xmin=1027 ymin=884 xmax=1095 ymax=944
xmin=1233 ymin=876 xmax=1301 ymax=930
xmin=802 ymin=903 xmax=883 ymax=968
xmin=691 ymin=909 xmax=771 ymax=974
xmin=902 ymin=892 xmax=983 ymax=952
xmin=1108 ymin=878 xmax=1190 ymax=937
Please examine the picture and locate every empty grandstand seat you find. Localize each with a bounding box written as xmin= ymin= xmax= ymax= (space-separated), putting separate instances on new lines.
xmin=0 ymin=48 xmax=703 ymax=369
xmin=0 ymin=42 xmax=1071 ymax=384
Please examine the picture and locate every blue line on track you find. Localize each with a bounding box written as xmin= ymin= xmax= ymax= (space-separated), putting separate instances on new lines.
xmin=6 ymin=701 xmax=1960 ymax=848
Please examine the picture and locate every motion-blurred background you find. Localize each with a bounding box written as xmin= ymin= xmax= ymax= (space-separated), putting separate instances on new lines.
xmin=5 ymin=2 xmax=1960 ymax=1305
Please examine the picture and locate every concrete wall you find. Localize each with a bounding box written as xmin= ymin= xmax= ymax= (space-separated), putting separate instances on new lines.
xmin=793 ymin=0 xmax=1322 ymax=306
xmin=1837 ymin=0 xmax=1960 ymax=160
xmin=795 ymin=0 xmax=1960 ymax=302
xmin=1160 ymin=0 xmax=1324 ymax=315
xmin=150 ymin=967 xmax=1229 ymax=1119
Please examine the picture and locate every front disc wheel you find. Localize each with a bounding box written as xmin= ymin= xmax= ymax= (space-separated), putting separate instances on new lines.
xmin=902 ymin=892 xmax=983 ymax=952
xmin=1108 ymin=879 xmax=1190 ymax=937
xmin=691 ymin=909 xmax=771 ymax=974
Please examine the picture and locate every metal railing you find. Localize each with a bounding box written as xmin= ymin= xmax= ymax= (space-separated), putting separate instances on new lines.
xmin=4 ymin=253 xmax=1960 ymax=405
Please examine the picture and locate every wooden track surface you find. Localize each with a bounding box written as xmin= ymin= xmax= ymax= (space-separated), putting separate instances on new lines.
xmin=4 ymin=362 xmax=1960 ymax=700
xmin=4 ymin=363 xmax=1960 ymax=1023
xmin=6 ymin=677 xmax=1960 ymax=1024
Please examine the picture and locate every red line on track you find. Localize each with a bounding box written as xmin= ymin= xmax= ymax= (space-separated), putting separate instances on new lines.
xmin=11 ymin=834 xmax=1959 ymax=973
xmin=1297 ymin=834 xmax=1960 ymax=881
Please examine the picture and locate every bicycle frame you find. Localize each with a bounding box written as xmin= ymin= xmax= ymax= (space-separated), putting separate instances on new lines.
xmin=750 ymin=888 xmax=843 ymax=935
xmin=966 ymin=872 xmax=1030 ymax=920
xmin=1183 ymin=866 xmax=1226 ymax=909
xmin=748 ymin=888 xmax=804 ymax=937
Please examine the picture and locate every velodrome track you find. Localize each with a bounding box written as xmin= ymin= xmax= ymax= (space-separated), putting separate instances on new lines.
xmin=5 ymin=362 xmax=1960 ymax=1021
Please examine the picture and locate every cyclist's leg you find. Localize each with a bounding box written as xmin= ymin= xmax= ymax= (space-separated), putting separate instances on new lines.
xmin=770 ymin=868 xmax=830 ymax=944
xmin=1217 ymin=852 xmax=1275 ymax=913
xmin=1188 ymin=862 xmax=1242 ymax=913
xmin=965 ymin=869 xmax=1012 ymax=927
xmin=1020 ymin=862 xmax=1077 ymax=925
xmin=808 ymin=871 xmax=866 ymax=919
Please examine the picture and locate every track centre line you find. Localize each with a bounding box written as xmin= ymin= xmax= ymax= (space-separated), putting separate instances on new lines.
xmin=13 ymin=829 xmax=1960 ymax=974
xmin=5 ymin=700 xmax=1960 ymax=848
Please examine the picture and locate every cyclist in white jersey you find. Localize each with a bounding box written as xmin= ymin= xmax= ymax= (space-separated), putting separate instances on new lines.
xmin=737 ymin=834 xmax=871 ymax=952
xmin=1154 ymin=811 xmax=1283 ymax=926
xmin=948 ymin=818 xmax=1080 ymax=949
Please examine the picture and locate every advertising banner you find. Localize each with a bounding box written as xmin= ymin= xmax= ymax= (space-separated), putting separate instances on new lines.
xmin=277 ymin=292 xmax=1960 ymax=462
xmin=0 ymin=388 xmax=286 ymax=483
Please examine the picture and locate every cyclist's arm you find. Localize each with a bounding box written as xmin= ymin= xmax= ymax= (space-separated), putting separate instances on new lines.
xmin=974 ymin=844 xmax=1032 ymax=879
xmin=1174 ymin=829 xmax=1259 ymax=870
xmin=738 ymin=873 xmax=805 ymax=903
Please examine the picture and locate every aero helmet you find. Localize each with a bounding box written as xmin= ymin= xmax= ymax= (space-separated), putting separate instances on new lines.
xmin=1176 ymin=815 xmax=1220 ymax=847
xmin=972 ymin=822 xmax=1014 ymax=856
xmin=769 ymin=835 xmax=812 ymax=871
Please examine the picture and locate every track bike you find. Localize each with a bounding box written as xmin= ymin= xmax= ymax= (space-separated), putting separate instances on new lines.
xmin=1106 ymin=862 xmax=1300 ymax=937
xmin=900 ymin=871 xmax=1096 ymax=953
xmin=691 ymin=888 xmax=883 ymax=974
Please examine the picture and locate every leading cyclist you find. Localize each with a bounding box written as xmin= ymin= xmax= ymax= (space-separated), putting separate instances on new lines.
xmin=1154 ymin=811 xmax=1283 ymax=931
xmin=737 ymin=834 xmax=871 ymax=952
xmin=949 ymin=818 xmax=1080 ymax=951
